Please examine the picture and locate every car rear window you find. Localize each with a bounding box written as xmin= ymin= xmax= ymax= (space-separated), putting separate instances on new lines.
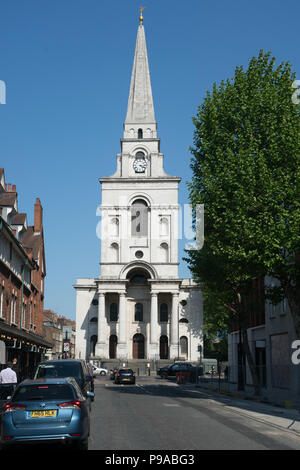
xmin=12 ymin=384 xmax=75 ymax=402
xmin=119 ymin=369 xmax=133 ymax=374
xmin=35 ymin=363 xmax=83 ymax=380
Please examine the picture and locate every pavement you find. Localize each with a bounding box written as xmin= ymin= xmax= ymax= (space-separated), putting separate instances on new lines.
xmin=174 ymin=380 xmax=300 ymax=436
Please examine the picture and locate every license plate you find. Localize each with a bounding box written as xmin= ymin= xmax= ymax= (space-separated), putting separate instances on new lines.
xmin=29 ymin=410 xmax=57 ymax=418
xmin=123 ymin=378 xmax=130 ymax=381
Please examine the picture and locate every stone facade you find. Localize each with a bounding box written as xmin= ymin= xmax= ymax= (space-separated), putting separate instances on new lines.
xmin=74 ymin=19 xmax=203 ymax=363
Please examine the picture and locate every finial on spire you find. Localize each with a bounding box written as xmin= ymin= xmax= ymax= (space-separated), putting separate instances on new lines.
xmin=139 ymin=6 xmax=145 ymax=24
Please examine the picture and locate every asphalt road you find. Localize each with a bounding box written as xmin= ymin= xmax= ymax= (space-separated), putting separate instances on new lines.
xmin=89 ymin=376 xmax=300 ymax=451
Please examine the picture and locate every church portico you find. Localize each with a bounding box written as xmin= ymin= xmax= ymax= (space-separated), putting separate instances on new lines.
xmin=75 ymin=12 xmax=203 ymax=366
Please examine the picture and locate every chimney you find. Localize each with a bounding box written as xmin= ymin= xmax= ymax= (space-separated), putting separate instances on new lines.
xmin=12 ymin=185 xmax=16 ymax=192
xmin=34 ymin=198 xmax=43 ymax=233
xmin=8 ymin=184 xmax=11 ymax=192
xmin=5 ymin=184 xmax=7 ymax=191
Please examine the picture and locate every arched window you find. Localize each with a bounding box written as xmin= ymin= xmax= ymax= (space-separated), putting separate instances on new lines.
xmin=111 ymin=243 xmax=119 ymax=263
xmin=135 ymin=303 xmax=143 ymax=322
xmin=180 ymin=336 xmax=188 ymax=357
xmin=160 ymin=303 xmax=168 ymax=323
xmin=160 ymin=243 xmax=169 ymax=263
xmin=160 ymin=217 xmax=169 ymax=237
xmin=110 ymin=303 xmax=118 ymax=322
xmin=131 ymin=199 xmax=148 ymax=237
xmin=138 ymin=128 xmax=143 ymax=139
xmin=111 ymin=217 xmax=119 ymax=237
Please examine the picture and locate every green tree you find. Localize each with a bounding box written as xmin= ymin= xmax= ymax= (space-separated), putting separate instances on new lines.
xmin=185 ymin=50 xmax=300 ymax=395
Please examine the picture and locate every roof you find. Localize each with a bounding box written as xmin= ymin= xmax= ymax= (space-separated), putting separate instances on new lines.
xmin=0 ymin=192 xmax=17 ymax=207
xmin=21 ymin=226 xmax=41 ymax=259
xmin=19 ymin=377 xmax=77 ymax=386
xmin=125 ymin=23 xmax=155 ymax=124
xmin=10 ymin=213 xmax=26 ymax=225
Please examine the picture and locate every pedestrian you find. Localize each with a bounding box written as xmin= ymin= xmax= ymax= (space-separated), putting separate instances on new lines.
xmin=12 ymin=357 xmax=20 ymax=382
xmin=0 ymin=361 xmax=17 ymax=400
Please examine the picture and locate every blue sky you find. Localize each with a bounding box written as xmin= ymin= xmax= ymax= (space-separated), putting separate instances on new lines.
xmin=0 ymin=0 xmax=299 ymax=320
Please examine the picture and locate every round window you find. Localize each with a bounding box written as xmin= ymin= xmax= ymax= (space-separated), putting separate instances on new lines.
xmin=135 ymin=251 xmax=144 ymax=259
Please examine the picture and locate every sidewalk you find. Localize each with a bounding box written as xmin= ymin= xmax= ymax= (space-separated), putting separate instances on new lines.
xmin=192 ymin=378 xmax=300 ymax=411
xmin=176 ymin=380 xmax=300 ymax=435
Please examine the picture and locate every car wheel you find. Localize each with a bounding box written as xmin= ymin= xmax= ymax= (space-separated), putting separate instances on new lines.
xmin=74 ymin=437 xmax=88 ymax=451
xmin=162 ymin=372 xmax=168 ymax=379
xmin=100 ymin=371 xmax=106 ymax=376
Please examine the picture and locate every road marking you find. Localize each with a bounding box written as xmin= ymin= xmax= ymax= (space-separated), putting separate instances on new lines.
xmin=163 ymin=403 xmax=181 ymax=407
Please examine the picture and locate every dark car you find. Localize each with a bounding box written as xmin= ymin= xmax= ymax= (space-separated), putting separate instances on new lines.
xmin=0 ymin=378 xmax=93 ymax=450
xmin=33 ymin=360 xmax=94 ymax=401
xmin=114 ymin=369 xmax=135 ymax=385
xmin=157 ymin=362 xmax=195 ymax=379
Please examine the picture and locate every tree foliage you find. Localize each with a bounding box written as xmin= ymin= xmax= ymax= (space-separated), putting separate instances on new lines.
xmin=185 ymin=50 xmax=300 ymax=392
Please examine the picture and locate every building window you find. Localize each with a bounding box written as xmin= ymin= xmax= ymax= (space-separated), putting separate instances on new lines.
xmin=160 ymin=243 xmax=169 ymax=263
xmin=110 ymin=303 xmax=118 ymax=322
xmin=111 ymin=217 xmax=119 ymax=237
xmin=0 ymin=286 xmax=4 ymax=318
xmin=131 ymin=199 xmax=148 ymax=237
xmin=135 ymin=303 xmax=143 ymax=322
xmin=160 ymin=217 xmax=169 ymax=237
xmin=111 ymin=243 xmax=119 ymax=263
xmin=180 ymin=336 xmax=188 ymax=356
xmin=138 ymin=128 xmax=143 ymax=139
xmin=160 ymin=303 xmax=168 ymax=323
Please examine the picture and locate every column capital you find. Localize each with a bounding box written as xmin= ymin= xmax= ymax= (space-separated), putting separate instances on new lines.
xmin=151 ymin=292 xmax=158 ymax=297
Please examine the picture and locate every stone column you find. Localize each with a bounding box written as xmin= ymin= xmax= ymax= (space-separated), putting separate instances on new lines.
xmin=118 ymin=293 xmax=128 ymax=359
xmin=149 ymin=293 xmax=159 ymax=358
xmin=96 ymin=292 xmax=107 ymax=357
xmin=170 ymin=292 xmax=179 ymax=359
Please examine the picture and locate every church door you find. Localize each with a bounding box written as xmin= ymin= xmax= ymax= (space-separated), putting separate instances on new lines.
xmin=133 ymin=334 xmax=145 ymax=359
xmin=160 ymin=336 xmax=169 ymax=359
xmin=109 ymin=335 xmax=118 ymax=359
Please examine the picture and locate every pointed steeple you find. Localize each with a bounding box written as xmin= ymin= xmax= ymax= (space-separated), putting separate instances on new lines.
xmin=125 ymin=19 xmax=156 ymax=127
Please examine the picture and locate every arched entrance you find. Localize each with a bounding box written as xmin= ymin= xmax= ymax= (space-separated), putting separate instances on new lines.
xmin=180 ymin=336 xmax=188 ymax=359
xmin=109 ymin=335 xmax=118 ymax=359
xmin=160 ymin=335 xmax=169 ymax=359
xmin=90 ymin=335 xmax=97 ymax=357
xmin=133 ymin=334 xmax=145 ymax=359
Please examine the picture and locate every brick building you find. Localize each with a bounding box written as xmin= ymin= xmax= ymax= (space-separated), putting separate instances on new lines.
xmin=43 ymin=311 xmax=76 ymax=360
xmin=0 ymin=168 xmax=52 ymax=378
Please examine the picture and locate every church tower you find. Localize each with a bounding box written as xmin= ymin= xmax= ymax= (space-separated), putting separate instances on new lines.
xmin=75 ymin=12 xmax=203 ymax=365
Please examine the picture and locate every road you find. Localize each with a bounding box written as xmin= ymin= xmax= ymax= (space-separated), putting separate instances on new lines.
xmin=89 ymin=375 xmax=300 ymax=451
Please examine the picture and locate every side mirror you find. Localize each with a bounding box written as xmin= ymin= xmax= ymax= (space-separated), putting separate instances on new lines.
xmin=86 ymin=391 xmax=95 ymax=399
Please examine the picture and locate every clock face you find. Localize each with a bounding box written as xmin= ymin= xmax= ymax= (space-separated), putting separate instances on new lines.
xmin=133 ymin=157 xmax=147 ymax=173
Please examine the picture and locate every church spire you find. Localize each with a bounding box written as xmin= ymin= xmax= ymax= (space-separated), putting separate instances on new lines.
xmin=124 ymin=14 xmax=156 ymax=129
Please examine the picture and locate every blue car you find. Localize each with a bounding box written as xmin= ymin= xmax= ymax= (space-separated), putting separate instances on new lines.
xmin=0 ymin=377 xmax=94 ymax=450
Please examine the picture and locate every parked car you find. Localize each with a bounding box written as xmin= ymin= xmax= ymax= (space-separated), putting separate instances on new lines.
xmin=0 ymin=378 xmax=94 ymax=449
xmin=110 ymin=367 xmax=119 ymax=381
xmin=33 ymin=360 xmax=94 ymax=401
xmin=114 ymin=369 xmax=136 ymax=385
xmin=90 ymin=364 xmax=109 ymax=376
xmin=157 ymin=362 xmax=195 ymax=379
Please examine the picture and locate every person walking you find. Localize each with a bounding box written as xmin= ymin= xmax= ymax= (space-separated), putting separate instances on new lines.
xmin=0 ymin=362 xmax=17 ymax=400
xmin=12 ymin=357 xmax=20 ymax=382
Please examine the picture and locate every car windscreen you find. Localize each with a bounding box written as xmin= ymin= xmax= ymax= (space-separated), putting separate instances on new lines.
xmin=35 ymin=363 xmax=83 ymax=380
xmin=12 ymin=384 xmax=75 ymax=402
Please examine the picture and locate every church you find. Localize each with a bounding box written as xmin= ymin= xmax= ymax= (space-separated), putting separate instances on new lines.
xmin=74 ymin=12 xmax=203 ymax=365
